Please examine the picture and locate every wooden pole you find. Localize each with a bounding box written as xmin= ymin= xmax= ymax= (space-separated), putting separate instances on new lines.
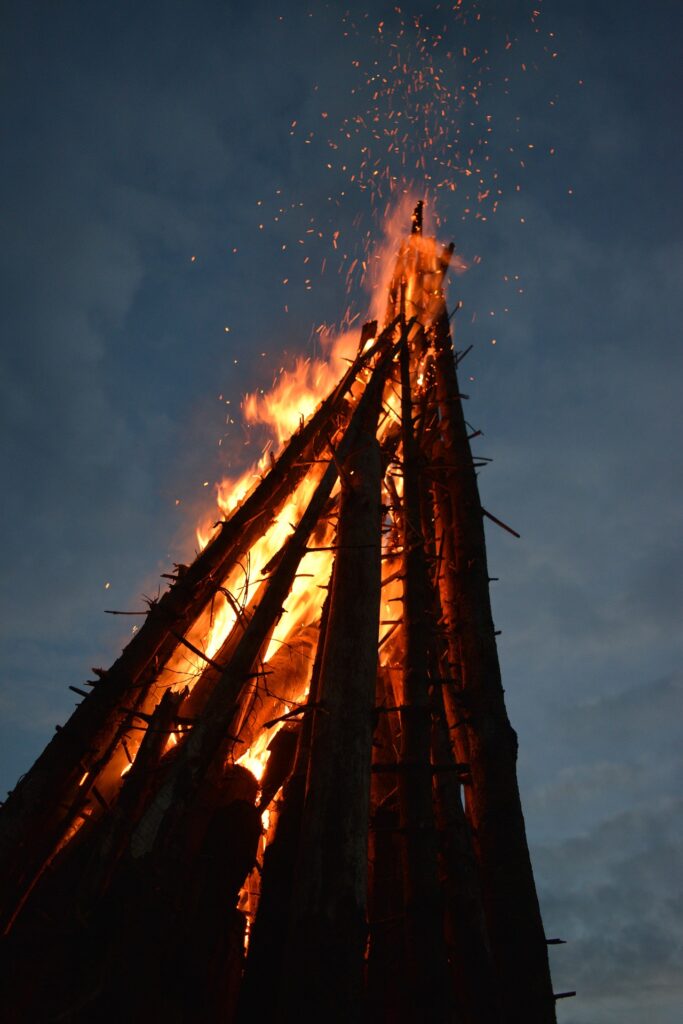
xmin=431 ymin=309 xmax=557 ymax=1023
xmin=236 ymin=593 xmax=331 ymax=1023
xmin=430 ymin=464 xmax=472 ymax=764
xmin=419 ymin=467 xmax=503 ymax=1024
xmin=277 ymin=372 xmax=384 ymax=1022
xmin=367 ymin=668 xmax=409 ymax=1024
xmin=396 ymin=327 xmax=455 ymax=1020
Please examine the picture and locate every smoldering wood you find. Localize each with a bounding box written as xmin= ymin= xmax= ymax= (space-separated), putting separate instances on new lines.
xmin=81 ymin=686 xmax=189 ymax=903
xmin=223 ymin=622 xmax=319 ymax=757
xmin=429 ymin=458 xmax=472 ymax=766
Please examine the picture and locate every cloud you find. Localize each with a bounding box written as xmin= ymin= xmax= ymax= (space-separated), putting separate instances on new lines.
xmin=538 ymin=800 xmax=683 ymax=1023
xmin=0 ymin=6 xmax=681 ymax=1020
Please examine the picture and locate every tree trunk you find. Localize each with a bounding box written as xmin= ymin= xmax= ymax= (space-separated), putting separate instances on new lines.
xmin=432 ymin=310 xmax=556 ymax=1023
xmin=397 ymin=333 xmax=455 ymax=1021
xmin=236 ymin=593 xmax=331 ymax=1022
xmin=277 ymin=401 xmax=383 ymax=1022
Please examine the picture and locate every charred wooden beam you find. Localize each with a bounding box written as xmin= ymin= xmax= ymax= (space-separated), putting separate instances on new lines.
xmin=411 ymin=199 xmax=424 ymax=235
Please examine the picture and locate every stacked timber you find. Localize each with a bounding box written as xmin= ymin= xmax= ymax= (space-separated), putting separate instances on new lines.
xmin=0 ymin=207 xmax=559 ymax=1023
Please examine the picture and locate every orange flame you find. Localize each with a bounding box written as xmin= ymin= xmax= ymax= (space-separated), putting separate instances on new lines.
xmin=186 ymin=201 xmax=463 ymax=784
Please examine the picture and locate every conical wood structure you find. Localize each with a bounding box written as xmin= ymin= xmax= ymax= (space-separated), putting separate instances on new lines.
xmin=0 ymin=205 xmax=559 ymax=1023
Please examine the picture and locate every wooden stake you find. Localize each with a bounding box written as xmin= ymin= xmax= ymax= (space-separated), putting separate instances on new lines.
xmin=277 ymin=377 xmax=384 ymax=1021
xmin=237 ymin=593 xmax=332 ymax=1023
xmin=420 ymin=480 xmax=502 ymax=1024
xmin=397 ymin=329 xmax=454 ymax=1019
xmin=431 ymin=309 xmax=556 ymax=1023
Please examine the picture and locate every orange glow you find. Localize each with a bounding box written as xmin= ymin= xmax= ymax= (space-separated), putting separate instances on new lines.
xmin=180 ymin=201 xmax=456 ymax=723
xmin=101 ymin=201 xmax=462 ymax=855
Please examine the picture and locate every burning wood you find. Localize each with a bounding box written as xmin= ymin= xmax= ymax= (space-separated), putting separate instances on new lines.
xmin=0 ymin=205 xmax=558 ymax=1024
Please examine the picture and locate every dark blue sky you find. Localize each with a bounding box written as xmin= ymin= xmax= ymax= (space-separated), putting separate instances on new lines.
xmin=1 ymin=3 xmax=682 ymax=1019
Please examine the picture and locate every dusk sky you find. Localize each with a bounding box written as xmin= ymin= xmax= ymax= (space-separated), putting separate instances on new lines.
xmin=1 ymin=2 xmax=682 ymax=1020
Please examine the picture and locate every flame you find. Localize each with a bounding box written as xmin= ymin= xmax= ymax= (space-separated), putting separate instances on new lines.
xmin=242 ymin=328 xmax=357 ymax=445
xmin=46 ymin=201 xmax=474 ymax=971
xmin=186 ymin=201 xmax=458 ymax=728
xmin=102 ymin=201 xmax=463 ymax=843
xmin=238 ymin=747 xmax=271 ymax=783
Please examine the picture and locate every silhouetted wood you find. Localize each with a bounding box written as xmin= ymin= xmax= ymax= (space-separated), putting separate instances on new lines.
xmin=81 ymin=685 xmax=188 ymax=904
xmin=397 ymin=330 xmax=454 ymax=1020
xmin=430 ymin=460 xmax=472 ymax=765
xmin=432 ymin=309 xmax=557 ymax=1023
xmin=367 ymin=668 xmax=410 ymax=1024
xmin=1 ymin=763 xmax=260 ymax=1024
xmin=420 ymin=456 xmax=502 ymax=1024
xmin=277 ymin=376 xmax=384 ymax=1022
xmin=236 ymin=595 xmax=331 ymax=1023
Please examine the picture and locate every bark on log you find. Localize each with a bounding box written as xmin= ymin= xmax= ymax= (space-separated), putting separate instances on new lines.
xmin=429 ymin=462 xmax=473 ymax=772
xmin=420 ymin=453 xmax=502 ymax=1024
xmin=431 ymin=309 xmax=557 ymax=1023
xmin=367 ymin=669 xmax=410 ymax=1024
xmin=397 ymin=333 xmax=455 ymax=1020
xmin=431 ymin=698 xmax=503 ymax=1024
xmin=277 ymin=391 xmax=384 ymax=1022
